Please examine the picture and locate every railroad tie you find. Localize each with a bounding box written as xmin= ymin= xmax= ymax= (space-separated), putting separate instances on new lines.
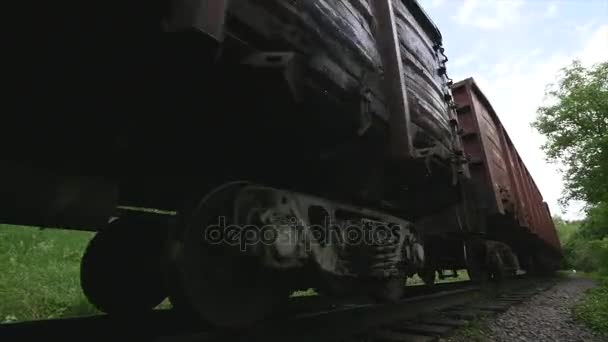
xmin=417 ymin=317 xmax=469 ymax=328
xmin=469 ymin=303 xmax=511 ymax=312
xmin=441 ymin=309 xmax=489 ymax=320
xmin=390 ymin=323 xmax=452 ymax=336
xmin=373 ymin=330 xmax=438 ymax=342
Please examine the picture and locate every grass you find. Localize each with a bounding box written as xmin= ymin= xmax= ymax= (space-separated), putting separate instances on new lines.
xmin=290 ymin=288 xmax=318 ymax=297
xmin=291 ymin=269 xmax=471 ymax=297
xmin=290 ymin=270 xmax=471 ymax=298
xmin=0 ymin=225 xmax=98 ymax=322
xmin=573 ymin=275 xmax=608 ymax=337
xmin=448 ymin=320 xmax=490 ymax=341
xmin=408 ymin=269 xmax=470 ymax=286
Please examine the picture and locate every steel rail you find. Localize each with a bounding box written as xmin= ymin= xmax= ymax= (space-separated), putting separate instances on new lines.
xmin=1 ymin=284 xmax=480 ymax=342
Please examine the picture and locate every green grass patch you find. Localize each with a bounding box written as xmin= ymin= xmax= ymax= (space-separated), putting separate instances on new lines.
xmin=573 ymin=276 xmax=608 ymax=337
xmin=0 ymin=225 xmax=98 ymax=322
xmin=290 ymin=288 xmax=318 ymax=297
xmin=407 ymin=269 xmax=470 ymax=286
xmin=449 ymin=320 xmax=490 ymax=341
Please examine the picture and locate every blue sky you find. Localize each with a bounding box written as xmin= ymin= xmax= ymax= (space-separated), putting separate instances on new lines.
xmin=418 ymin=0 xmax=608 ymax=219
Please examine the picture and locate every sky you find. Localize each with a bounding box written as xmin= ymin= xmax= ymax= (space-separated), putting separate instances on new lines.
xmin=418 ymin=0 xmax=608 ymax=220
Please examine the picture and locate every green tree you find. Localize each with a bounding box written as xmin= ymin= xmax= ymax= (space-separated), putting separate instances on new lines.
xmin=553 ymin=215 xmax=581 ymax=245
xmin=580 ymin=202 xmax=608 ymax=240
xmin=537 ymin=60 xmax=608 ymax=276
xmin=533 ymin=60 xmax=608 ymax=204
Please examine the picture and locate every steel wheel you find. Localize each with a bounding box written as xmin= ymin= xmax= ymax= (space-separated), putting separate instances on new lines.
xmin=418 ymin=268 xmax=436 ymax=286
xmin=489 ymin=251 xmax=506 ymax=282
xmin=80 ymin=215 xmax=168 ymax=314
xmin=370 ymin=275 xmax=406 ymax=302
xmin=168 ymin=183 xmax=290 ymax=328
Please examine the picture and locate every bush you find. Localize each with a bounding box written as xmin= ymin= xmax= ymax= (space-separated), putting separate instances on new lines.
xmin=555 ymin=210 xmax=608 ymax=275
xmin=564 ymin=237 xmax=608 ymax=274
xmin=573 ymin=277 xmax=608 ymax=337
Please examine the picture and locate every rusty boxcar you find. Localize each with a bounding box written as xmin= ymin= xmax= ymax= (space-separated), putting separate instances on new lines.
xmin=1 ymin=0 xmax=469 ymax=327
xmin=452 ymin=78 xmax=561 ymax=272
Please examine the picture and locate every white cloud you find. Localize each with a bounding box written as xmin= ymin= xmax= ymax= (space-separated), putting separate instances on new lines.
xmin=575 ymin=21 xmax=597 ymax=36
xmin=467 ymin=25 xmax=607 ymax=220
xmin=452 ymin=45 xmax=485 ymax=69
xmin=580 ymin=25 xmax=608 ymax=65
xmin=545 ymin=2 xmax=558 ymax=18
xmin=429 ymin=0 xmax=447 ymax=9
xmin=455 ymin=0 xmax=524 ymax=30
xmin=457 ymin=0 xmax=479 ymax=22
xmin=452 ymin=53 xmax=477 ymax=68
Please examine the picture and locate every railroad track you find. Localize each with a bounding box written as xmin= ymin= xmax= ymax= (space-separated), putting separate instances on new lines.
xmin=360 ymin=277 xmax=556 ymax=342
xmin=1 ymin=278 xmax=556 ymax=342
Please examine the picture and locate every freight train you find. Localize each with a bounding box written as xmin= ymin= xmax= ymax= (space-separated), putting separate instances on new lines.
xmin=2 ymin=0 xmax=561 ymax=327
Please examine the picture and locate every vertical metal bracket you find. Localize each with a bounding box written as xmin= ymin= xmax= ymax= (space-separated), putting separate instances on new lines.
xmin=165 ymin=0 xmax=230 ymax=42
xmin=370 ymin=0 xmax=414 ymax=159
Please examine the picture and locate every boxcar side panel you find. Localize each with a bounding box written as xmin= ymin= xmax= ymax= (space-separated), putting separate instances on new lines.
xmin=452 ymin=80 xmax=510 ymax=215
xmin=499 ymin=131 xmax=531 ymax=228
xmin=229 ymin=0 xmax=454 ymax=150
xmin=468 ymin=85 xmax=512 ymax=215
xmin=452 ymin=78 xmax=561 ymax=251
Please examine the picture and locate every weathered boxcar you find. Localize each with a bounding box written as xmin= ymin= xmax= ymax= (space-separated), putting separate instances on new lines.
xmin=1 ymin=0 xmax=560 ymax=328
xmin=452 ymin=78 xmax=561 ymax=272
xmin=2 ymin=0 xmax=464 ymax=228
xmin=2 ymin=0 xmax=468 ymax=327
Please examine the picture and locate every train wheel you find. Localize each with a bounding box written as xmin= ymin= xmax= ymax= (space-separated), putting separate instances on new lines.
xmin=418 ymin=268 xmax=436 ymax=286
xmin=467 ymin=267 xmax=489 ymax=283
xmin=370 ymin=275 xmax=406 ymax=302
xmin=489 ymin=253 xmax=506 ymax=282
xmin=80 ymin=215 xmax=168 ymax=314
xmin=168 ymin=183 xmax=291 ymax=328
xmin=466 ymin=257 xmax=489 ymax=284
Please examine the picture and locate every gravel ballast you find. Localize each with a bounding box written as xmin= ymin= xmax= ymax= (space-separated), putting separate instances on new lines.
xmin=450 ymin=276 xmax=603 ymax=342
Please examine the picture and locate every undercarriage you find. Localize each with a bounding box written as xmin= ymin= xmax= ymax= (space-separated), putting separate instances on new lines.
xmin=81 ymin=182 xmax=432 ymax=327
